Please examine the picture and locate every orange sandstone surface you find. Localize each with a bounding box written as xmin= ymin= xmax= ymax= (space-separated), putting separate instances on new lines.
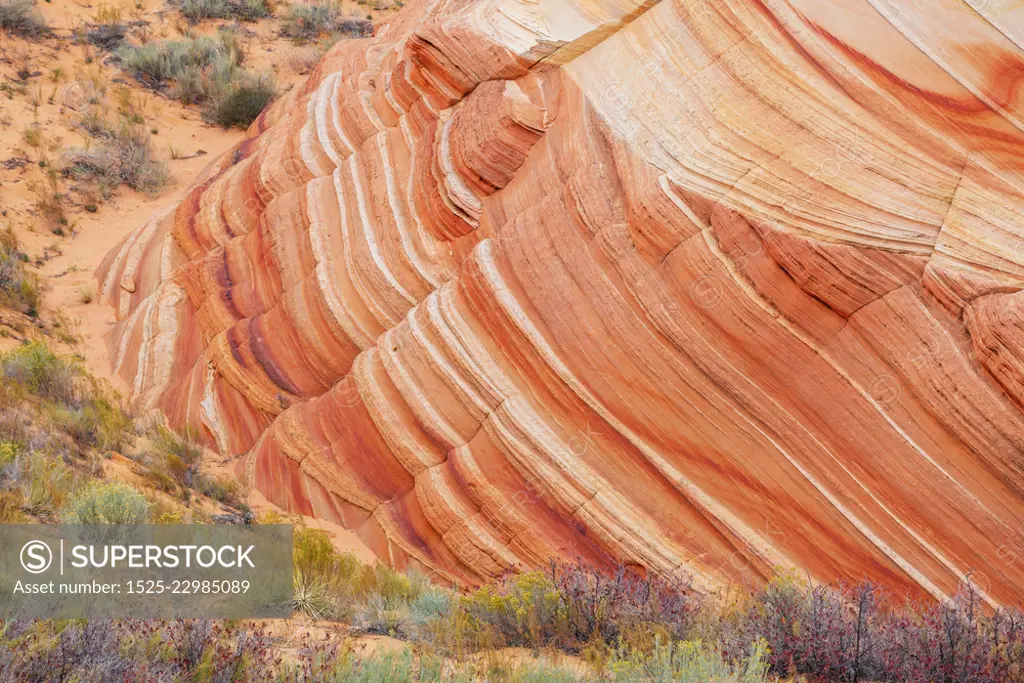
xmin=97 ymin=0 xmax=1024 ymax=603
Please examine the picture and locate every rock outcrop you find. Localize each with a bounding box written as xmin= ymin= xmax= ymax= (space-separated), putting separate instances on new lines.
xmin=98 ymin=0 xmax=1024 ymax=603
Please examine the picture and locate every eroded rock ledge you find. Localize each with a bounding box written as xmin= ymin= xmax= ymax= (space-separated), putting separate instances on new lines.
xmin=99 ymin=0 xmax=1024 ymax=603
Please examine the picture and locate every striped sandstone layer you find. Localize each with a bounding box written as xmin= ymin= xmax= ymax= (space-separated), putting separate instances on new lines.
xmin=99 ymin=0 xmax=1024 ymax=603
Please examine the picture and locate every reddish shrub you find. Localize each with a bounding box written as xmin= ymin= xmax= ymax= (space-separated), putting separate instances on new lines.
xmin=548 ymin=559 xmax=700 ymax=647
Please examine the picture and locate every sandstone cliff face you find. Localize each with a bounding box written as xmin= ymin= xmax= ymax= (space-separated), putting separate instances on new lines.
xmin=98 ymin=0 xmax=1024 ymax=603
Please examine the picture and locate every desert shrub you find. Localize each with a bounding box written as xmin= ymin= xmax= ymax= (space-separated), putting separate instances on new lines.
xmin=744 ymin=575 xmax=807 ymax=675
xmin=86 ymin=3 xmax=128 ymax=50
xmin=462 ymin=571 xmax=568 ymax=649
xmin=287 ymin=45 xmax=321 ymax=74
xmin=86 ymin=21 xmax=128 ymax=50
xmin=0 ymin=403 xmax=31 ymax=447
xmin=30 ymin=167 xmax=69 ymax=234
xmin=0 ymin=226 xmax=42 ymax=316
xmin=291 ymin=526 xmax=365 ymax=619
xmin=44 ymin=395 xmax=134 ymax=453
xmin=203 ymin=71 xmax=275 ymax=128
xmin=607 ymin=638 xmax=769 ymax=683
xmin=0 ymin=620 xmax=124 ymax=682
xmin=116 ymin=31 xmax=274 ymax=128
xmin=294 ymin=525 xmax=336 ymax=572
xmin=193 ymin=471 xmax=240 ymax=503
xmin=61 ymin=480 xmax=149 ymax=524
xmin=172 ymin=0 xmax=272 ymax=22
xmin=282 ymin=0 xmax=336 ymax=41
xmin=179 ymin=0 xmax=229 ymax=20
xmin=0 ymin=0 xmax=48 ymax=37
xmin=349 ymin=567 xmax=432 ymax=634
xmin=2 ymin=342 xmax=134 ymax=454
xmin=0 ymin=619 xmax=277 ymax=682
xmin=12 ymin=449 xmax=77 ymax=516
xmin=550 ymin=560 xmax=700 ymax=650
xmin=158 ymin=620 xmax=277 ymax=682
xmin=65 ymin=116 xmax=169 ymax=197
xmin=410 ymin=586 xmax=453 ymax=625
xmin=318 ymin=647 xmax=415 ymax=682
xmin=154 ymin=425 xmax=202 ymax=474
xmin=281 ymin=1 xmax=371 ymax=43
xmin=117 ymin=33 xmax=239 ymax=89
xmin=1 ymin=341 xmax=81 ymax=404
xmin=0 ymin=569 xmax=1021 ymax=682
xmin=876 ymin=579 xmax=1023 ymax=683
xmin=290 ymin=526 xmax=434 ymax=627
xmin=0 ymin=491 xmax=26 ymax=523
xmin=334 ymin=17 xmax=372 ymax=36
xmin=362 ymin=562 xmax=416 ymax=602
xmin=358 ymin=592 xmax=412 ymax=635
xmin=509 ymin=660 xmax=581 ymax=683
xmin=285 ymin=644 xmax=451 ymax=682
xmin=737 ymin=576 xmax=886 ymax=682
xmin=136 ymin=426 xmax=246 ymax=505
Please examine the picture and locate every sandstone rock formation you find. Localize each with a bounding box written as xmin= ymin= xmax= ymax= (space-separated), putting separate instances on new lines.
xmin=98 ymin=0 xmax=1024 ymax=604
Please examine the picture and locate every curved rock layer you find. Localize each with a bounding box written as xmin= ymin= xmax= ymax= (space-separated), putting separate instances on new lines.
xmin=99 ymin=0 xmax=1024 ymax=602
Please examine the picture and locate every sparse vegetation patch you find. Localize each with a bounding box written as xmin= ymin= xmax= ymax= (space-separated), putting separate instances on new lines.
xmin=204 ymin=71 xmax=275 ymax=128
xmin=281 ymin=0 xmax=371 ymax=43
xmin=64 ymin=118 xmax=169 ymax=197
xmin=0 ymin=226 xmax=42 ymax=317
xmin=85 ymin=3 xmax=132 ymax=51
xmin=170 ymin=0 xmax=273 ymax=23
xmin=116 ymin=31 xmax=276 ymax=128
xmin=0 ymin=0 xmax=49 ymax=38
xmin=61 ymin=480 xmax=149 ymax=524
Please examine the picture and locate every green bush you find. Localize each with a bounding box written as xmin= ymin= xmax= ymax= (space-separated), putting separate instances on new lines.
xmin=290 ymin=526 xmax=429 ymax=625
xmin=291 ymin=526 xmax=362 ymax=618
xmin=202 ymin=72 xmax=275 ymax=128
xmin=44 ymin=395 xmax=134 ymax=453
xmin=0 ymin=0 xmax=48 ymax=37
xmin=294 ymin=526 xmax=362 ymax=583
xmin=116 ymin=34 xmax=239 ymax=90
xmin=61 ymin=480 xmax=149 ymax=524
xmin=363 ymin=562 xmax=415 ymax=602
xmin=0 ymin=440 xmax=19 ymax=468
xmin=410 ymin=586 xmax=453 ymax=624
xmin=1 ymin=343 xmax=134 ymax=453
xmin=135 ymin=426 xmax=248 ymax=505
xmin=0 ymin=226 xmax=42 ymax=316
xmin=462 ymin=571 xmax=567 ymax=649
xmin=116 ymin=31 xmax=274 ymax=128
xmin=178 ymin=0 xmax=227 ymax=20
xmin=1 ymin=341 xmax=80 ymax=404
xmin=0 ymin=435 xmax=79 ymax=519
xmin=281 ymin=1 xmax=371 ymax=43
xmin=19 ymin=454 xmax=76 ymax=516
